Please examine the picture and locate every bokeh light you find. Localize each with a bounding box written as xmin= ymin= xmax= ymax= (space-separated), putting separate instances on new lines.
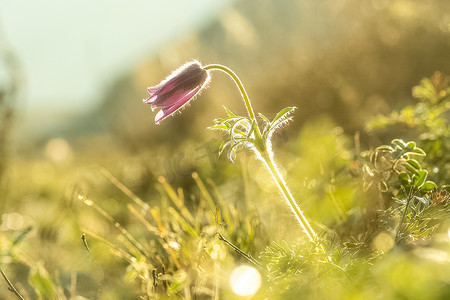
xmin=230 ymin=265 xmax=261 ymax=297
xmin=45 ymin=138 xmax=73 ymax=163
xmin=372 ymin=231 xmax=395 ymax=252
xmin=2 ymin=213 xmax=24 ymax=230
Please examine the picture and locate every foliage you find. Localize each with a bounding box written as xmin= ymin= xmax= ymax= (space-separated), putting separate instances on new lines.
xmin=210 ymin=106 xmax=296 ymax=161
xmin=362 ymin=138 xmax=437 ymax=196
xmin=367 ymin=71 xmax=450 ymax=185
xmin=1 ymin=73 xmax=449 ymax=299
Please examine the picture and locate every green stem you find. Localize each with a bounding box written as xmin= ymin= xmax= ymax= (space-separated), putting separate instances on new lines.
xmin=259 ymin=150 xmax=317 ymax=243
xmin=395 ymin=186 xmax=414 ymax=243
xmin=203 ymin=64 xmax=256 ymax=120
xmin=218 ymin=233 xmax=263 ymax=269
xmin=1 ymin=269 xmax=25 ymax=300
xmin=203 ymin=64 xmax=265 ymax=148
xmin=204 ymin=64 xmax=322 ymax=250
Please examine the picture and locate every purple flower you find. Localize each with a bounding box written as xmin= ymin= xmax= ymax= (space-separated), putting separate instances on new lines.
xmin=143 ymin=61 xmax=210 ymax=124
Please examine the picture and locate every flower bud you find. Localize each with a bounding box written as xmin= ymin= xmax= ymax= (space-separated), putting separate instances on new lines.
xmin=143 ymin=61 xmax=210 ymax=124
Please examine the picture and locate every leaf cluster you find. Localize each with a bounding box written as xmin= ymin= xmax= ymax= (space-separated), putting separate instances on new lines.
xmin=366 ymin=71 xmax=450 ymax=184
xmin=209 ymin=106 xmax=296 ymax=160
xmin=362 ymin=139 xmax=436 ymax=195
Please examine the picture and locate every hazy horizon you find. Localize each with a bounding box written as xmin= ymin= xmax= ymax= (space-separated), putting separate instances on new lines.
xmin=0 ymin=0 xmax=232 ymax=136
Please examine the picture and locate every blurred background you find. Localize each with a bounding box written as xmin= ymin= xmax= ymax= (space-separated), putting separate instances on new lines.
xmin=0 ymin=0 xmax=449 ymax=298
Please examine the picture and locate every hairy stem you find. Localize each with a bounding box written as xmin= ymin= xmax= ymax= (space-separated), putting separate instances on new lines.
xmin=203 ymin=64 xmax=256 ymax=120
xmin=259 ymin=150 xmax=317 ymax=242
xmin=203 ymin=64 xmax=265 ymax=149
xmin=205 ymin=63 xmax=322 ymax=250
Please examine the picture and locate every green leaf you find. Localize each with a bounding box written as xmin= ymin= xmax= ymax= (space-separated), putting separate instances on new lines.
xmin=219 ymin=140 xmax=231 ymax=156
xmin=375 ymin=145 xmax=394 ymax=152
xmin=392 ymin=139 xmax=407 ymax=149
xmin=259 ymin=113 xmax=271 ymax=138
xmin=28 ymin=266 xmax=57 ymax=298
xmin=363 ymin=164 xmax=374 ymax=177
xmin=404 ymin=159 xmax=422 ymax=175
xmin=406 ymin=141 xmax=416 ymax=149
xmin=12 ymin=226 xmax=32 ymax=245
xmin=413 ymin=170 xmax=428 ymax=188
xmin=223 ymin=106 xmax=239 ymax=117
xmin=404 ymin=163 xmax=417 ymax=175
xmin=270 ymin=114 xmax=295 ymax=132
xmin=397 ymin=188 xmax=406 ymax=199
xmin=421 ymin=181 xmax=437 ymax=192
xmin=379 ymin=181 xmax=388 ymax=192
xmin=247 ymin=119 xmax=256 ymax=138
xmin=391 ymin=149 xmax=404 ymax=159
xmin=405 ymin=159 xmax=421 ymax=171
xmin=224 ymin=106 xmax=237 ymax=117
xmin=258 ymin=113 xmax=270 ymax=125
xmin=271 ymin=107 xmax=297 ymax=126
xmin=410 ymin=148 xmax=426 ymax=156
xmin=398 ymin=173 xmax=411 ymax=186
xmin=209 ymin=124 xmax=229 ymax=130
xmin=227 ymin=142 xmax=241 ymax=161
xmin=217 ymin=116 xmax=243 ymax=125
xmin=229 ymin=117 xmax=246 ymax=139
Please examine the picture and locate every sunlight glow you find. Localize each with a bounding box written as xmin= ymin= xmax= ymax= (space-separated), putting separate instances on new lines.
xmin=78 ymin=194 xmax=93 ymax=206
xmin=373 ymin=231 xmax=395 ymax=252
xmin=45 ymin=138 xmax=73 ymax=163
xmin=3 ymin=213 xmax=24 ymax=230
xmin=230 ymin=265 xmax=261 ymax=296
xmin=169 ymin=241 xmax=180 ymax=250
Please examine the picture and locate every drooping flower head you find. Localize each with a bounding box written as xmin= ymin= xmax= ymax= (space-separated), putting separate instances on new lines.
xmin=144 ymin=61 xmax=210 ymax=124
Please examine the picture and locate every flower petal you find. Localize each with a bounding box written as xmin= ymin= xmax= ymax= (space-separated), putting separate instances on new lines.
xmin=150 ymin=62 xmax=208 ymax=106
xmin=154 ymin=88 xmax=200 ymax=124
xmin=144 ymin=60 xmax=211 ymax=124
xmin=151 ymin=89 xmax=193 ymax=108
xmin=147 ymin=86 xmax=160 ymax=94
xmin=143 ymin=94 xmax=158 ymax=104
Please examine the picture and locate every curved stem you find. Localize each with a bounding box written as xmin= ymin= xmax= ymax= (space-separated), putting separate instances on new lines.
xmin=203 ymin=64 xmax=265 ymax=151
xmin=203 ymin=64 xmax=256 ymax=120
xmin=259 ymin=150 xmax=317 ymax=242
xmin=204 ymin=64 xmax=329 ymax=259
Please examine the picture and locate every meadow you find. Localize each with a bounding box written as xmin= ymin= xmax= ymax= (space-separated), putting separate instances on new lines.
xmin=1 ymin=1 xmax=450 ymax=299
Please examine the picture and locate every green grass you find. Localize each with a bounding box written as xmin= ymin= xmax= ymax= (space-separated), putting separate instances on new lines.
xmin=1 ymin=74 xmax=449 ymax=300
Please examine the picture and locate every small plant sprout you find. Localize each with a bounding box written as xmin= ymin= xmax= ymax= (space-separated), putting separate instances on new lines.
xmin=363 ymin=139 xmax=437 ymax=196
xmin=144 ymin=61 xmax=319 ymax=246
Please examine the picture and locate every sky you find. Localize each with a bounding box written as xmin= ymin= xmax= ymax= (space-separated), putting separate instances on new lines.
xmin=0 ymin=0 xmax=231 ymax=120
